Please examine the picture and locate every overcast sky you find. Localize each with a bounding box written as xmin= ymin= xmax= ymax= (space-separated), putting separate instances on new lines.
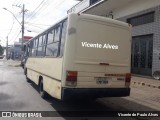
xmin=0 ymin=0 xmax=79 ymax=46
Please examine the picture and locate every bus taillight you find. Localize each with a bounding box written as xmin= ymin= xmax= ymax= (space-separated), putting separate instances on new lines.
xmin=66 ymin=71 xmax=77 ymax=81
xmin=66 ymin=71 xmax=77 ymax=86
xmin=125 ymin=73 xmax=131 ymax=86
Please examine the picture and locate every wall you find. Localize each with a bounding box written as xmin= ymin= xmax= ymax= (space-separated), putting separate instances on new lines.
xmin=13 ymin=45 xmax=21 ymax=60
xmin=117 ymin=5 xmax=160 ymax=75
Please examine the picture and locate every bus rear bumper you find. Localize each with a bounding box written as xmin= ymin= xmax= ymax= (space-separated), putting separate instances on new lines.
xmin=62 ymin=88 xmax=130 ymax=101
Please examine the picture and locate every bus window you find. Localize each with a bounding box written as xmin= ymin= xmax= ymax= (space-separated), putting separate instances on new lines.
xmin=45 ymin=25 xmax=61 ymax=57
xmin=38 ymin=36 xmax=43 ymax=46
xmin=37 ymin=36 xmax=45 ymax=56
xmin=32 ymin=38 xmax=39 ymax=56
xmin=47 ymin=30 xmax=54 ymax=44
xmin=29 ymin=41 xmax=33 ymax=56
xmin=54 ymin=25 xmax=61 ymax=42
xmin=45 ymin=42 xmax=59 ymax=57
xmin=43 ymin=34 xmax=47 ymax=45
xmin=60 ymin=20 xmax=67 ymax=57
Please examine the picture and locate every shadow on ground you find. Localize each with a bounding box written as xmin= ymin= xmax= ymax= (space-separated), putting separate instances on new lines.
xmin=0 ymin=93 xmax=26 ymax=111
xmin=29 ymin=82 xmax=159 ymax=120
xmin=0 ymin=81 xmax=8 ymax=86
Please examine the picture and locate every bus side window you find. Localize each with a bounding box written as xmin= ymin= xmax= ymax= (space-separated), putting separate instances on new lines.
xmin=29 ymin=40 xmax=33 ymax=57
xmin=42 ymin=34 xmax=47 ymax=56
xmin=27 ymin=43 xmax=29 ymax=56
xmin=37 ymin=36 xmax=44 ymax=56
xmin=46 ymin=25 xmax=60 ymax=57
xmin=47 ymin=30 xmax=54 ymax=44
xmin=54 ymin=25 xmax=61 ymax=42
xmin=38 ymin=36 xmax=43 ymax=46
xmin=60 ymin=20 xmax=67 ymax=57
xmin=32 ymin=38 xmax=39 ymax=56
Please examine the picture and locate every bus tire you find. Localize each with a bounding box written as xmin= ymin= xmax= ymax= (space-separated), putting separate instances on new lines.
xmin=39 ymin=80 xmax=48 ymax=99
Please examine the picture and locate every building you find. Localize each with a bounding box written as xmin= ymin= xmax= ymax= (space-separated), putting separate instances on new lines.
xmin=70 ymin=0 xmax=160 ymax=76
xmin=19 ymin=36 xmax=33 ymax=43
xmin=9 ymin=36 xmax=32 ymax=60
xmin=9 ymin=43 xmax=21 ymax=60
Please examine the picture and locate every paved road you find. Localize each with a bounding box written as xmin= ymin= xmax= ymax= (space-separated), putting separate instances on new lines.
xmin=0 ymin=60 xmax=159 ymax=120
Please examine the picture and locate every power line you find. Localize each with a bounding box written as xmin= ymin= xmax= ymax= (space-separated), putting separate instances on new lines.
xmin=1 ymin=40 xmax=6 ymax=44
xmin=29 ymin=0 xmax=65 ymax=23
xmin=0 ymin=37 xmax=6 ymax=45
xmin=13 ymin=0 xmax=18 ymax=4
xmin=25 ymin=0 xmax=47 ymax=21
xmin=26 ymin=22 xmax=51 ymax=26
xmin=26 ymin=0 xmax=61 ymax=23
xmin=12 ymin=0 xmax=22 ymax=8
xmin=15 ymin=0 xmax=23 ymax=6
xmin=33 ymin=0 xmax=61 ymax=18
xmin=7 ymin=21 xmax=15 ymax=37
xmin=0 ymin=29 xmax=18 ymax=31
xmin=25 ymin=24 xmax=44 ymax=29
xmin=9 ymin=30 xmax=21 ymax=43
xmin=3 ymin=7 xmax=21 ymax=44
xmin=3 ymin=8 xmax=21 ymax=25
xmin=9 ymin=26 xmax=21 ymax=43
xmin=13 ymin=0 xmax=20 ymax=5
xmin=8 ymin=0 xmax=69 ymax=45
xmin=24 ymin=0 xmax=66 ymax=35
xmin=13 ymin=31 xmax=21 ymax=42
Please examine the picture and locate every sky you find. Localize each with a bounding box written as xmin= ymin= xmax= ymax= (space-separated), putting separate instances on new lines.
xmin=0 ymin=0 xmax=79 ymax=47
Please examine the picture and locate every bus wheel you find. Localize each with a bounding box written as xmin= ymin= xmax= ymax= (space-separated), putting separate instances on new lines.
xmin=39 ymin=80 xmax=48 ymax=99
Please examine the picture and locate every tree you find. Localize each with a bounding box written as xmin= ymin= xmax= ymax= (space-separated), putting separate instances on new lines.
xmin=0 ymin=45 xmax=4 ymax=55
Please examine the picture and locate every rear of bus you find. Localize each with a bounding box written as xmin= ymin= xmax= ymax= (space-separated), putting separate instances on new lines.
xmin=61 ymin=13 xmax=131 ymax=100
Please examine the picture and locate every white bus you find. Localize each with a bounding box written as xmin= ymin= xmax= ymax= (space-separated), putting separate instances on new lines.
xmin=24 ymin=13 xmax=132 ymax=101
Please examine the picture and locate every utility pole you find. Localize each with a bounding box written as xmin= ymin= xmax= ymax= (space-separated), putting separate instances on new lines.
xmin=3 ymin=4 xmax=26 ymax=61
xmin=6 ymin=36 xmax=8 ymax=60
xmin=21 ymin=4 xmax=25 ymax=63
xmin=22 ymin=4 xmax=25 ymax=48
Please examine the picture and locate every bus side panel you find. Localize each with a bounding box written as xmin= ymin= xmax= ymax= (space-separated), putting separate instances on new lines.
xmin=27 ymin=69 xmax=62 ymax=100
xmin=26 ymin=58 xmax=63 ymax=80
xmin=26 ymin=58 xmax=63 ymax=100
xmin=43 ymin=76 xmax=62 ymax=100
xmin=27 ymin=69 xmax=39 ymax=85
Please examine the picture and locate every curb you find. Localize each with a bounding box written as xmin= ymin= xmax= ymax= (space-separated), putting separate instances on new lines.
xmin=8 ymin=64 xmax=21 ymax=67
xmin=132 ymin=81 xmax=160 ymax=89
xmin=5 ymin=60 xmax=21 ymax=67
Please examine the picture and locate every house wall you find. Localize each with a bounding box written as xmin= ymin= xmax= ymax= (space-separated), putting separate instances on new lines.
xmin=116 ymin=5 xmax=160 ymax=75
xmin=13 ymin=45 xmax=21 ymax=60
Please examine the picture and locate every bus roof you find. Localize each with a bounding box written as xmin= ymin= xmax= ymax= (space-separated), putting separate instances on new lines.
xmin=27 ymin=13 xmax=129 ymax=43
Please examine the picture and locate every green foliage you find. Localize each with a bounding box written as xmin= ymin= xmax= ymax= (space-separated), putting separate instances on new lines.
xmin=0 ymin=45 xmax=4 ymax=55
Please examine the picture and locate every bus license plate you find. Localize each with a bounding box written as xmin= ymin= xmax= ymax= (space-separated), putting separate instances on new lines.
xmin=96 ymin=77 xmax=109 ymax=84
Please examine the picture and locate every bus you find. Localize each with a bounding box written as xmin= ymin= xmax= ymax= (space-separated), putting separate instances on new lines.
xmin=24 ymin=13 xmax=132 ymax=101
